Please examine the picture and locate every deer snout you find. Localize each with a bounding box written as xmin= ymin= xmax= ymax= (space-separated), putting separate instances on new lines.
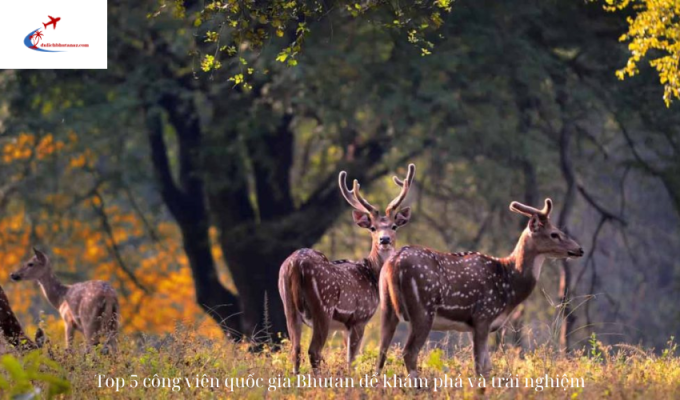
xmin=9 ymin=273 xmax=21 ymax=282
xmin=379 ymin=236 xmax=391 ymax=245
xmin=568 ymin=248 xmax=584 ymax=257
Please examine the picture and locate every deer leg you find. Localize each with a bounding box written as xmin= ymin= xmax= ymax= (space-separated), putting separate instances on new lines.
xmin=84 ymin=319 xmax=102 ymax=350
xmin=85 ymin=303 xmax=110 ymax=351
xmin=342 ymin=330 xmax=349 ymax=369
xmin=286 ymin=312 xmax=303 ymax=374
xmin=344 ymin=330 xmax=351 ymax=369
xmin=347 ymin=323 xmax=366 ymax=370
xmin=102 ymin=311 xmax=119 ymax=355
xmin=103 ymin=332 xmax=118 ymax=355
xmin=64 ymin=321 xmax=75 ymax=349
xmin=472 ymin=325 xmax=491 ymax=377
xmin=308 ymin=315 xmax=330 ymax=374
xmin=99 ymin=298 xmax=119 ymax=355
xmin=376 ymin=301 xmax=399 ymax=374
xmin=403 ymin=310 xmax=433 ymax=386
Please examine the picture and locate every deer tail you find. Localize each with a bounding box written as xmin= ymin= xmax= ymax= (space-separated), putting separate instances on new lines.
xmin=279 ymin=255 xmax=305 ymax=317
xmin=382 ymin=254 xmax=405 ymax=320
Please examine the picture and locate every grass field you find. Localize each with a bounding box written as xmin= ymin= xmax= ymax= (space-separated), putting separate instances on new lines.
xmin=3 ymin=323 xmax=680 ymax=399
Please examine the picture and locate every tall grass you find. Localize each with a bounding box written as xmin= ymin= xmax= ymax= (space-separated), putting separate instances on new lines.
xmin=2 ymin=324 xmax=680 ymax=399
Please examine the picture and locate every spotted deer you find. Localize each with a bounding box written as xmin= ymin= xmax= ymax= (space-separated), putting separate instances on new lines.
xmin=0 ymin=284 xmax=44 ymax=352
xmin=377 ymin=198 xmax=583 ymax=379
xmin=10 ymin=248 xmax=119 ymax=353
xmin=278 ymin=164 xmax=415 ymax=374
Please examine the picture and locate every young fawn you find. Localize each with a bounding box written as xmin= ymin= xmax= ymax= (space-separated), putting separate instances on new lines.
xmin=279 ymin=164 xmax=415 ymax=374
xmin=377 ymin=198 xmax=583 ymax=379
xmin=0 ymin=284 xmax=44 ymax=352
xmin=11 ymin=248 xmax=119 ymax=353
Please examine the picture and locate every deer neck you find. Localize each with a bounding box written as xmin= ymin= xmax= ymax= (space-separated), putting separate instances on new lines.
xmin=502 ymin=230 xmax=545 ymax=304
xmin=367 ymin=245 xmax=393 ymax=276
xmin=37 ymin=271 xmax=69 ymax=309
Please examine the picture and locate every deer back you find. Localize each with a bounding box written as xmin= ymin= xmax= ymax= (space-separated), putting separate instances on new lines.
xmin=64 ymin=281 xmax=118 ymax=324
xmin=281 ymin=249 xmax=380 ymax=327
xmin=383 ymin=246 xmax=532 ymax=331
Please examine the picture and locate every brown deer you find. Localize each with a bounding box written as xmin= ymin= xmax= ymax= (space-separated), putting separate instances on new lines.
xmin=278 ymin=164 xmax=415 ymax=374
xmin=10 ymin=248 xmax=119 ymax=353
xmin=376 ymin=198 xmax=583 ymax=379
xmin=0 ymin=284 xmax=44 ymax=352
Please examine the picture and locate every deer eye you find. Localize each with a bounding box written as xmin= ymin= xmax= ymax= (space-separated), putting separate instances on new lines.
xmin=28 ymin=263 xmax=33 ymax=267
xmin=550 ymin=233 xmax=560 ymax=240
xmin=370 ymin=226 xmax=376 ymax=232
xmin=391 ymin=224 xmax=398 ymax=231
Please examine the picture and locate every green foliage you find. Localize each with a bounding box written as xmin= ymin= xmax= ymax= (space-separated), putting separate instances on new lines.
xmin=425 ymin=348 xmax=445 ymax=371
xmin=204 ymin=31 xmax=219 ymax=43
xmin=589 ymin=333 xmax=603 ymax=364
xmin=0 ymin=351 xmax=71 ymax=399
xmin=159 ymin=0 xmax=454 ymax=88
xmin=201 ymin=54 xmax=222 ymax=71
xmin=662 ymin=336 xmax=677 ymax=360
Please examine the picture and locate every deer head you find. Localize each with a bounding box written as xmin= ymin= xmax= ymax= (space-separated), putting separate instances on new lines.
xmin=338 ymin=164 xmax=415 ymax=259
xmin=510 ymin=198 xmax=584 ymax=258
xmin=10 ymin=248 xmax=51 ymax=282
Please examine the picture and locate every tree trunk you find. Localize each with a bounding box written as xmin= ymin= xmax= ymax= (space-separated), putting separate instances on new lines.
xmin=205 ymin=113 xmax=393 ymax=342
xmin=219 ymin=234 xmax=295 ymax=343
xmin=180 ymin=215 xmax=243 ymax=339
xmin=145 ymin=103 xmax=243 ymax=338
xmin=216 ymin=197 xmax=353 ymax=343
xmin=557 ymin=122 xmax=577 ymax=352
xmin=0 ymin=285 xmax=40 ymax=352
xmin=149 ymin=84 xmax=402 ymax=343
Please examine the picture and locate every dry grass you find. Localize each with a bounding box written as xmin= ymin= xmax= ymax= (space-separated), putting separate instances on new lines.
xmin=3 ymin=324 xmax=680 ymax=399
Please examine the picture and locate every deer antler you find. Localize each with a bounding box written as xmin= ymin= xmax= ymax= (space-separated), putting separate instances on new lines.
xmin=509 ymin=198 xmax=553 ymax=219
xmin=352 ymin=179 xmax=380 ymax=216
xmin=338 ymin=171 xmax=379 ymax=216
xmin=386 ymin=164 xmax=416 ymax=216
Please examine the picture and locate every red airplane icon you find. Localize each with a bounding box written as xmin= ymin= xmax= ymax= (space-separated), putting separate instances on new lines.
xmin=43 ymin=16 xmax=60 ymax=30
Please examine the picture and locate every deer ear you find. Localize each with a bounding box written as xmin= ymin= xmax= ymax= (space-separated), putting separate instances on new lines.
xmin=528 ymin=214 xmax=544 ymax=233
xmin=394 ymin=207 xmax=412 ymax=227
xmin=33 ymin=248 xmax=48 ymax=263
xmin=352 ymin=210 xmax=372 ymax=229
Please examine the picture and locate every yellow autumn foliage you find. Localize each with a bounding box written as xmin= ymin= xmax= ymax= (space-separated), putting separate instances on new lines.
xmin=597 ymin=0 xmax=680 ymax=106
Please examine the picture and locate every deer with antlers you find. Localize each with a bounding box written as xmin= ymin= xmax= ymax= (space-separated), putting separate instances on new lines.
xmin=376 ymin=198 xmax=583 ymax=379
xmin=10 ymin=248 xmax=119 ymax=353
xmin=278 ymin=164 xmax=415 ymax=374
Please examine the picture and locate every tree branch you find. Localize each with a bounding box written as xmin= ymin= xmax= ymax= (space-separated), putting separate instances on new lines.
xmin=91 ymin=190 xmax=151 ymax=295
xmin=576 ymin=184 xmax=627 ymax=226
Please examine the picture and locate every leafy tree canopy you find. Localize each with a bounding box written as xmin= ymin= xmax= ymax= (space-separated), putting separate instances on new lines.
xmin=590 ymin=0 xmax=680 ymax=106
xmin=163 ymin=0 xmax=453 ymax=87
xmin=169 ymin=0 xmax=679 ymax=106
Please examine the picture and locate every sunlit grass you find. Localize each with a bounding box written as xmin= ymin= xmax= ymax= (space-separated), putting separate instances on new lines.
xmin=3 ymin=323 xmax=680 ymax=399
